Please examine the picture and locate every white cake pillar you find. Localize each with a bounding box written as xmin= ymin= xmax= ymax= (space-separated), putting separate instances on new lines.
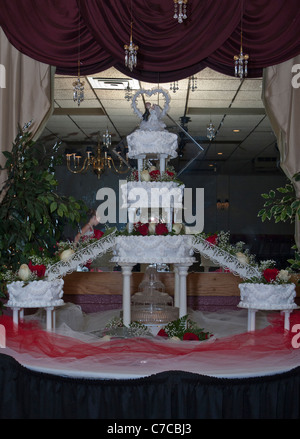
xmin=119 ymin=263 xmax=135 ymax=327
xmin=128 ymin=207 xmax=136 ymax=234
xmin=175 ymin=263 xmax=191 ymax=318
xmin=137 ymin=154 xmax=146 ymax=180
xmin=174 ymin=266 xmax=180 ymax=308
xmin=159 ymin=154 xmax=168 ymax=174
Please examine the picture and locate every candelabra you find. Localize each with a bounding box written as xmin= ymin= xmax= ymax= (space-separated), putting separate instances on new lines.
xmin=66 ymin=131 xmax=129 ymax=179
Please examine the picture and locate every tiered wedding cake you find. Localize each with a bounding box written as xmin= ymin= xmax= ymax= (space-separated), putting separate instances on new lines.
xmin=113 ymin=89 xmax=195 ymax=266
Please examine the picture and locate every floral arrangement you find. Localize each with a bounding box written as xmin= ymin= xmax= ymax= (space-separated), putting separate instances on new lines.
xmin=100 ymin=315 xmax=212 ymax=341
xmin=119 ymin=221 xmax=185 ymax=237
xmin=102 ymin=316 xmax=152 ymax=338
xmin=1 ymin=227 xmax=112 ymax=286
xmin=157 ymin=315 xmax=213 ymax=341
xmin=246 ymin=259 xmax=292 ymax=285
xmin=199 ymin=230 xmax=294 ymax=284
xmin=128 ymin=163 xmax=183 ymax=185
xmin=200 ymin=230 xmax=256 ymax=266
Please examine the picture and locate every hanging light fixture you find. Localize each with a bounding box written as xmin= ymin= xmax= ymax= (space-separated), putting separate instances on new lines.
xmin=190 ymin=76 xmax=198 ymax=92
xmin=73 ymin=61 xmax=85 ymax=106
xmin=125 ymin=83 xmax=133 ymax=101
xmin=73 ymin=1 xmax=84 ymax=106
xmin=124 ymin=21 xmax=138 ymax=72
xmin=173 ymin=0 xmax=188 ymax=23
xmin=65 ymin=132 xmax=129 ymax=179
xmin=207 ymin=121 xmax=215 ymax=141
xmin=234 ymin=4 xmax=249 ymax=79
xmin=234 ymin=32 xmax=249 ymax=79
xmin=170 ymin=81 xmax=179 ymax=93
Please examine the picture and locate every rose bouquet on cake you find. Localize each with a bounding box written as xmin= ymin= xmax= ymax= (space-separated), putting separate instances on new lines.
xmin=128 ymin=164 xmax=183 ymax=185
xmin=245 ymin=259 xmax=293 ymax=285
xmin=120 ymin=221 xmax=185 ymax=237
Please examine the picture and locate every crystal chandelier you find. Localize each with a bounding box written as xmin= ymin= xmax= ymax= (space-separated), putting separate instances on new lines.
xmin=207 ymin=121 xmax=215 ymax=141
xmin=190 ymin=76 xmax=198 ymax=92
xmin=170 ymin=81 xmax=179 ymax=93
xmin=73 ymin=63 xmax=85 ymax=106
xmin=124 ymin=22 xmax=138 ymax=72
xmin=65 ymin=132 xmax=129 ymax=179
xmin=173 ymin=0 xmax=188 ymax=23
xmin=125 ymin=84 xmax=133 ymax=101
xmin=234 ymin=31 xmax=249 ymax=79
xmin=73 ymin=2 xmax=84 ymax=106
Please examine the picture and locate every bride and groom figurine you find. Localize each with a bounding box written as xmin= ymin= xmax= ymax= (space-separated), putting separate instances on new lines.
xmin=140 ymin=102 xmax=166 ymax=132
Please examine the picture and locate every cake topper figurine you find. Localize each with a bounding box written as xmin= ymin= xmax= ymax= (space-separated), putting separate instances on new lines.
xmin=131 ymin=88 xmax=171 ymax=132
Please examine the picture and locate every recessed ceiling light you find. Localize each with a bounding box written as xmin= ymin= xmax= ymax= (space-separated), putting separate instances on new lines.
xmin=217 ymin=152 xmax=223 ymax=155
xmin=233 ymin=129 xmax=240 ymax=133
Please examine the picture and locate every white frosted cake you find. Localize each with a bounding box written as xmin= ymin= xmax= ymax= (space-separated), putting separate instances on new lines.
xmin=238 ymin=283 xmax=297 ymax=310
xmin=112 ymin=235 xmax=195 ymax=264
xmin=126 ymin=130 xmax=178 ymax=159
xmin=113 ymin=88 xmax=195 ymax=266
xmin=7 ymin=279 xmax=64 ymax=308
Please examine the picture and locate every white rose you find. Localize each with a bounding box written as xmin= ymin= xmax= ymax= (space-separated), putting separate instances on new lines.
xmin=149 ymin=166 xmax=157 ymax=172
xmin=148 ymin=223 xmax=156 ymax=234
xmin=277 ymin=269 xmax=291 ymax=282
xmin=18 ymin=264 xmax=31 ymax=281
xmin=101 ymin=335 xmax=111 ymax=342
xmin=170 ymin=336 xmax=181 ymax=342
xmin=172 ymin=223 xmax=183 ymax=235
xmin=236 ymin=252 xmax=249 ymax=265
xmin=60 ymin=249 xmax=75 ymax=262
xmin=140 ymin=170 xmax=151 ymax=182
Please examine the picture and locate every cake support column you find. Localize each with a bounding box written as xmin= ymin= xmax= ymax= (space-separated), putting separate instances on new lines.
xmin=175 ymin=263 xmax=191 ymax=318
xmin=119 ymin=263 xmax=136 ymax=327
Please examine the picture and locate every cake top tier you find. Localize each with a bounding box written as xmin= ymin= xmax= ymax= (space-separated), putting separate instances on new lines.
xmin=127 ymin=88 xmax=178 ymax=159
xmin=127 ymin=130 xmax=178 ymax=159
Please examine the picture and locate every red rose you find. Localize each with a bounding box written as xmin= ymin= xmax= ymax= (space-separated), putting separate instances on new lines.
xmin=206 ymin=234 xmax=218 ymax=245
xmin=157 ymin=329 xmax=168 ymax=338
xmin=263 ymin=268 xmax=280 ymax=283
xmin=133 ymin=170 xmax=139 ymax=181
xmin=183 ymin=332 xmax=199 ymax=341
xmin=155 ymin=223 xmax=169 ymax=235
xmin=135 ymin=222 xmax=149 ymax=236
xmin=166 ymin=171 xmax=174 ymax=177
xmin=28 ymin=261 xmax=46 ymax=278
xmin=149 ymin=170 xmax=160 ymax=180
xmin=93 ymin=229 xmax=104 ymax=240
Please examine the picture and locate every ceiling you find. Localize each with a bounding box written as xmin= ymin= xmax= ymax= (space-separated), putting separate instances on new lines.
xmin=38 ymin=67 xmax=280 ymax=176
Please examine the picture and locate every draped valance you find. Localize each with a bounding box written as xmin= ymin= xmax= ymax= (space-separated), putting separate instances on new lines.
xmin=0 ymin=0 xmax=300 ymax=81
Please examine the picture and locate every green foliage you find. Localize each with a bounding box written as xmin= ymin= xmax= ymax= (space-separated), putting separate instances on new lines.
xmin=258 ymin=182 xmax=298 ymax=224
xmin=163 ymin=315 xmax=212 ymax=341
xmin=0 ymin=124 xmax=88 ymax=272
xmin=257 ymin=172 xmax=300 ymax=274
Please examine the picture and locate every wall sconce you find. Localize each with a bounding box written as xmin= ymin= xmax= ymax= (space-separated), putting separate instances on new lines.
xmin=217 ymin=199 xmax=229 ymax=210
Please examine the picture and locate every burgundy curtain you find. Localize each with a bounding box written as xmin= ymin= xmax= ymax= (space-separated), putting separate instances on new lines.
xmin=1 ymin=0 xmax=300 ymax=81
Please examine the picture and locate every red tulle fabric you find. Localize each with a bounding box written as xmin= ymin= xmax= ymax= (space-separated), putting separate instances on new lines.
xmin=1 ymin=312 xmax=300 ymax=363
